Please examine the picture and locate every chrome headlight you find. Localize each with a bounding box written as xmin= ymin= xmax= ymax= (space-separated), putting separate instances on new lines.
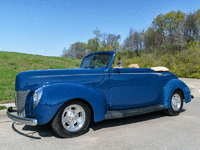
xmin=33 ymin=87 xmax=43 ymax=107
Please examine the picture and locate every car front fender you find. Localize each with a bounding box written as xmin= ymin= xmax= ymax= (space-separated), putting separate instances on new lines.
xmin=162 ymin=79 xmax=191 ymax=109
xmin=34 ymin=83 xmax=107 ymax=125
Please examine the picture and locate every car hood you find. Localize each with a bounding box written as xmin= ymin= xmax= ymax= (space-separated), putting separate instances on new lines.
xmin=15 ymin=68 xmax=105 ymax=91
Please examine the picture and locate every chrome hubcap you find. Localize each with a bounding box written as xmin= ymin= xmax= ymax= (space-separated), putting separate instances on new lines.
xmin=62 ymin=104 xmax=85 ymax=132
xmin=171 ymin=94 xmax=181 ymax=111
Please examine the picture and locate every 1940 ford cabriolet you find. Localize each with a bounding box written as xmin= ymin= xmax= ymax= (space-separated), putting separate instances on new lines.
xmin=7 ymin=51 xmax=193 ymax=137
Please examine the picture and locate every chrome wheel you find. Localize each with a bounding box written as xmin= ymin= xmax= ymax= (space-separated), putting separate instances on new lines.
xmin=61 ymin=104 xmax=86 ymax=132
xmin=171 ymin=93 xmax=181 ymax=111
xmin=52 ymin=101 xmax=91 ymax=138
xmin=165 ymin=90 xmax=183 ymax=116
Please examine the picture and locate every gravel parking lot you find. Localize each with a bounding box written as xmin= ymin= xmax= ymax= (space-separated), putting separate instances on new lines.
xmin=0 ymin=78 xmax=199 ymax=150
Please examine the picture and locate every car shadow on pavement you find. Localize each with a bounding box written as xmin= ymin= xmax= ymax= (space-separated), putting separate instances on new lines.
xmin=90 ymin=109 xmax=186 ymax=131
xmin=0 ymin=120 xmax=13 ymax=124
xmin=11 ymin=122 xmax=59 ymax=139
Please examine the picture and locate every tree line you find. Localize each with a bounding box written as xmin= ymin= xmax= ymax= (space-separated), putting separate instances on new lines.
xmin=62 ymin=29 xmax=121 ymax=59
xmin=62 ymin=9 xmax=200 ymax=59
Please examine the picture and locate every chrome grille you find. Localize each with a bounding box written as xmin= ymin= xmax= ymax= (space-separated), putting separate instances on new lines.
xmin=15 ymin=90 xmax=30 ymax=117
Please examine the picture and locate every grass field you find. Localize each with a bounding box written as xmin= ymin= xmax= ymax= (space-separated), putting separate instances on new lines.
xmin=0 ymin=51 xmax=81 ymax=104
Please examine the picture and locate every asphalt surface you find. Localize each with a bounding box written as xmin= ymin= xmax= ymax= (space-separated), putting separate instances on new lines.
xmin=0 ymin=78 xmax=199 ymax=150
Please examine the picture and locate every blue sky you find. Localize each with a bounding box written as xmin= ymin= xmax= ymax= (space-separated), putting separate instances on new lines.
xmin=0 ymin=0 xmax=200 ymax=57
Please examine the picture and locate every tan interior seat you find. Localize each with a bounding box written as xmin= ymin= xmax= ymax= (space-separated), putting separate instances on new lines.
xmin=129 ymin=64 xmax=139 ymax=68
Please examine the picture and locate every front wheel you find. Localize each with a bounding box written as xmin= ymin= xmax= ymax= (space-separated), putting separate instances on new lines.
xmin=165 ymin=90 xmax=183 ymax=116
xmin=52 ymin=101 xmax=91 ymax=138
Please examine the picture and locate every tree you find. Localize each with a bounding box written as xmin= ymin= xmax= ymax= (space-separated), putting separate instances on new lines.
xmin=164 ymin=10 xmax=185 ymax=46
xmin=152 ymin=10 xmax=185 ymax=51
xmin=185 ymin=9 xmax=200 ymax=42
xmin=86 ymin=28 xmax=102 ymax=53
xmin=62 ymin=42 xmax=87 ymax=59
xmin=106 ymin=34 xmax=121 ymax=51
xmin=144 ymin=27 xmax=157 ymax=52
xmin=99 ymin=45 xmax=114 ymax=52
xmin=123 ymin=29 xmax=144 ymax=56
xmin=87 ymin=38 xmax=100 ymax=53
xmin=196 ymin=9 xmax=200 ymax=41
xmin=87 ymin=29 xmax=120 ymax=53
xmin=123 ymin=28 xmax=134 ymax=52
xmin=152 ymin=14 xmax=166 ymax=44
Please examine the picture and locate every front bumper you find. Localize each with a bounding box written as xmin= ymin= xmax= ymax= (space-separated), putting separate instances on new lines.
xmin=7 ymin=107 xmax=37 ymax=126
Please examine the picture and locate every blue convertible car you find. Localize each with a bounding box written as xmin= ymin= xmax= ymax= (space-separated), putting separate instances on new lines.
xmin=7 ymin=51 xmax=193 ymax=137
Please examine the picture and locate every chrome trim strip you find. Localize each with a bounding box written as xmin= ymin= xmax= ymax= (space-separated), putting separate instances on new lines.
xmin=7 ymin=107 xmax=37 ymax=126
xmin=30 ymin=74 xmax=105 ymax=78
xmin=31 ymin=73 xmax=162 ymax=78
xmin=110 ymin=73 xmax=163 ymax=75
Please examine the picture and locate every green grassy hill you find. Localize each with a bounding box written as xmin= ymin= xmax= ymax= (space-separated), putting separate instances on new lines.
xmin=0 ymin=51 xmax=81 ymax=104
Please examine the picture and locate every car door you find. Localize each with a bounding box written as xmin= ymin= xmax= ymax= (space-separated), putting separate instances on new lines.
xmin=108 ymin=68 xmax=163 ymax=109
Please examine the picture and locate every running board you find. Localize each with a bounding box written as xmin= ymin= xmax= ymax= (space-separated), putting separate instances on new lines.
xmin=104 ymin=104 xmax=166 ymax=120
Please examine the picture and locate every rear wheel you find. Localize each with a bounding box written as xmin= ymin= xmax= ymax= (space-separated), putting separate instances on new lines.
xmin=52 ymin=101 xmax=91 ymax=138
xmin=165 ymin=90 xmax=183 ymax=116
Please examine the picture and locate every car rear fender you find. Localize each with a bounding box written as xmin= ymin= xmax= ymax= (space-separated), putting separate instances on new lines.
xmin=34 ymin=83 xmax=107 ymax=125
xmin=162 ymin=79 xmax=191 ymax=109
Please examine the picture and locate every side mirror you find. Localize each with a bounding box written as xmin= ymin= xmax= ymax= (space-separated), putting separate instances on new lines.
xmin=117 ymin=61 xmax=122 ymax=68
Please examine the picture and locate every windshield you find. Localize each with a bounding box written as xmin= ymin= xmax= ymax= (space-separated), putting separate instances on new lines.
xmin=80 ymin=53 xmax=111 ymax=68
